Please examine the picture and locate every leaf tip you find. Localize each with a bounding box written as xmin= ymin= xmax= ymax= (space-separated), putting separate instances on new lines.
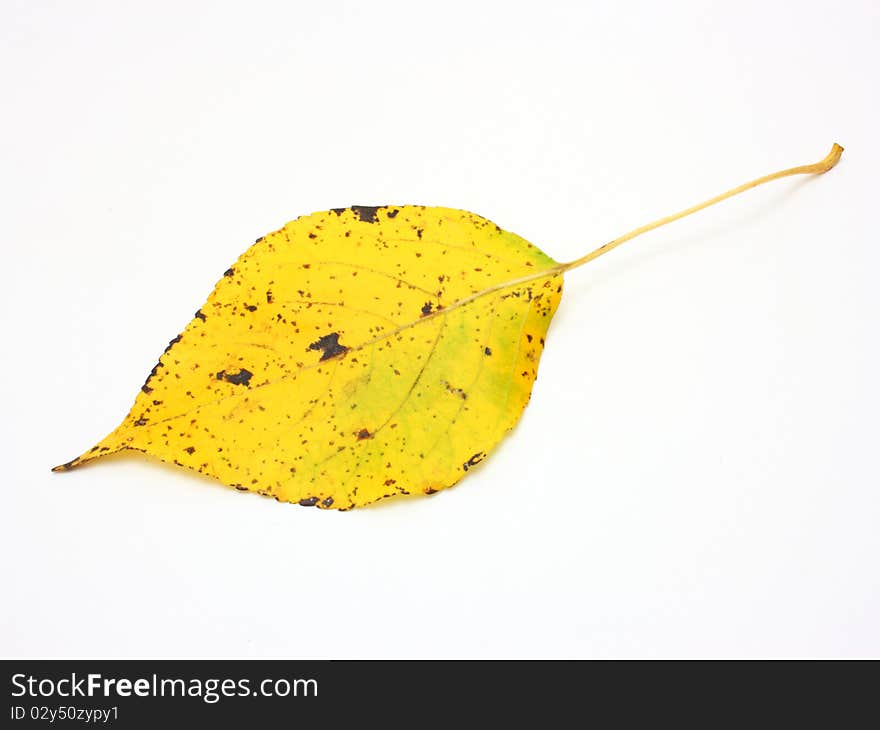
xmin=51 ymin=458 xmax=79 ymax=473
xmin=51 ymin=447 xmax=109 ymax=473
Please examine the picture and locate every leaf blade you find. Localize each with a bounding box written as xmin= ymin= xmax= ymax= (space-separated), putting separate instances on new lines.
xmin=55 ymin=205 xmax=563 ymax=508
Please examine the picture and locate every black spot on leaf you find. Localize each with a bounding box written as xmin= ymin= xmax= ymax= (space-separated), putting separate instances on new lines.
xmin=462 ymin=452 xmax=485 ymax=472
xmin=351 ymin=205 xmax=380 ymax=223
xmin=140 ymin=361 xmax=164 ymax=394
xmin=164 ymin=334 xmax=182 ymax=353
xmin=216 ymin=368 xmax=253 ymax=386
xmin=308 ymin=332 xmax=349 ymax=361
xmin=299 ymin=496 xmax=319 ymax=507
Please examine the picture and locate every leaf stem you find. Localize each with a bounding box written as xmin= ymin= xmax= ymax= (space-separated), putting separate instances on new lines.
xmin=560 ymin=143 xmax=844 ymax=272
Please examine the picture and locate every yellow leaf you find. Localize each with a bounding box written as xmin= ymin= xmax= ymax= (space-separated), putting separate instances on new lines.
xmin=54 ymin=144 xmax=843 ymax=509
xmin=56 ymin=206 xmax=563 ymax=509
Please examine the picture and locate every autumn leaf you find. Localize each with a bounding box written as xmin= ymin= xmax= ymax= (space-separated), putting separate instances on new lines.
xmin=54 ymin=145 xmax=843 ymax=509
xmin=56 ymin=206 xmax=563 ymax=509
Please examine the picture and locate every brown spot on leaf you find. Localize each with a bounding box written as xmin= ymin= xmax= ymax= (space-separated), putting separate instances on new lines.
xmin=356 ymin=428 xmax=371 ymax=440
xmin=445 ymin=381 xmax=467 ymax=399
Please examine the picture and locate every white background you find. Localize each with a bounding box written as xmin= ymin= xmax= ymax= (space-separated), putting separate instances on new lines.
xmin=2 ymin=0 xmax=878 ymax=658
